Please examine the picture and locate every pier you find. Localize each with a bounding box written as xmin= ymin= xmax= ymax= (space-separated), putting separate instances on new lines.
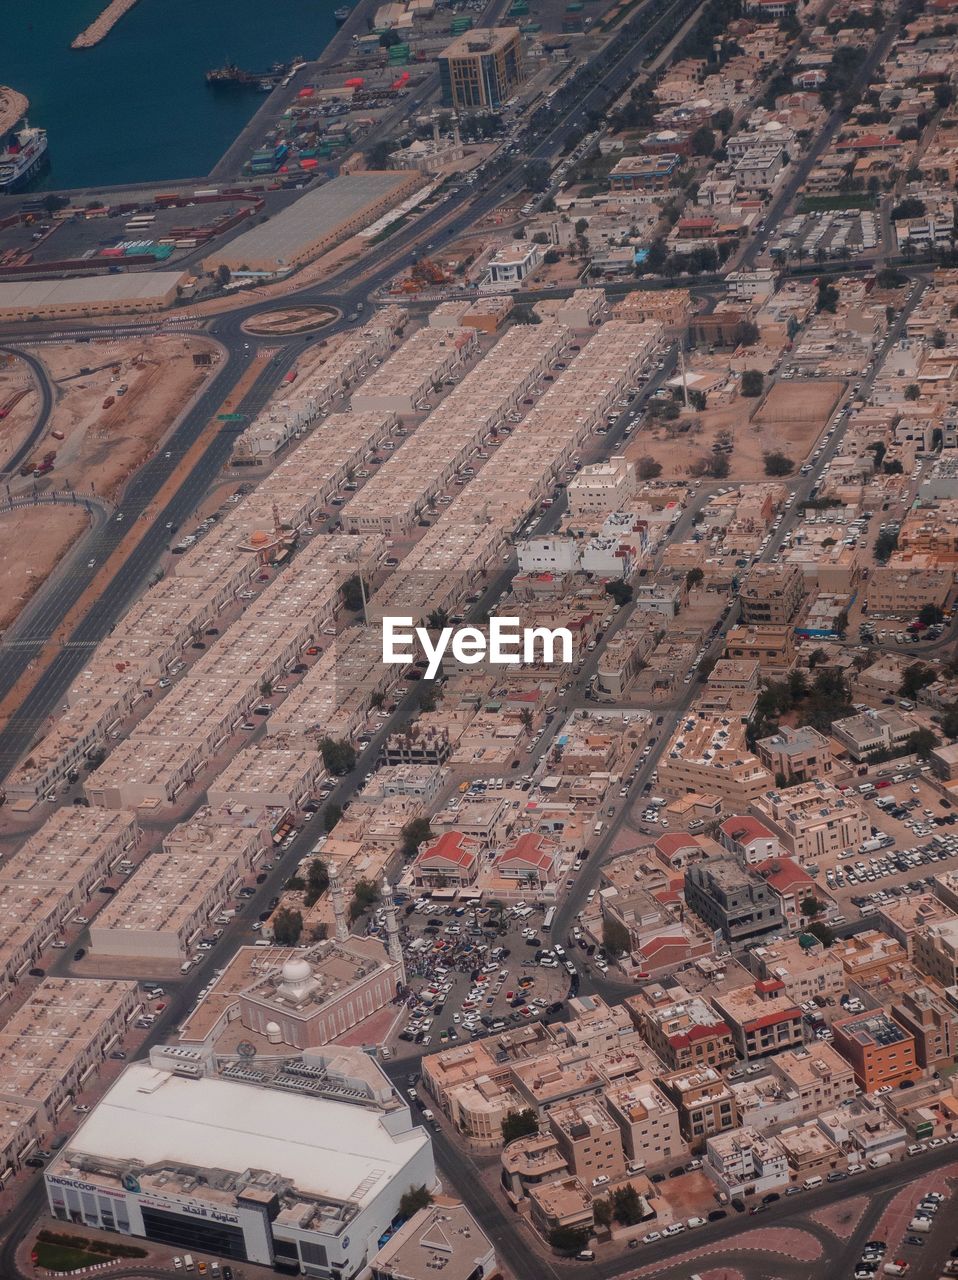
xmin=71 ymin=0 xmax=140 ymax=49
xmin=0 ymin=87 xmax=28 ymax=138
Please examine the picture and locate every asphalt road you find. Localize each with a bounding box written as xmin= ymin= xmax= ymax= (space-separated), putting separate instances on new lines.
xmin=0 ymin=344 xmax=54 ymax=479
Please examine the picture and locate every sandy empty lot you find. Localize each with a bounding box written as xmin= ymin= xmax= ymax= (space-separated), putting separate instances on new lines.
xmin=25 ymin=335 xmax=218 ymax=501
xmin=0 ymin=505 xmax=91 ymax=631
xmin=626 ymin=377 xmax=842 ymax=482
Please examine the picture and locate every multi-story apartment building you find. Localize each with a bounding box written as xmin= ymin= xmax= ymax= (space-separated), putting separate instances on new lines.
xmin=890 ymin=985 xmax=958 ymax=1071
xmin=625 ymin=990 xmax=737 ymax=1072
xmin=750 ymin=781 xmax=868 ymax=862
xmin=750 ymin=937 xmax=846 ymax=1004
xmin=769 ymin=1044 xmax=857 ymax=1115
xmin=660 ymin=715 xmax=772 ymax=811
xmin=831 ymin=708 xmax=914 ymax=762
xmin=711 ymin=981 xmax=804 ymax=1061
xmin=831 ymin=1012 xmax=918 ymax=1093
xmin=547 ymin=1100 xmax=627 ymax=1184
xmin=704 ymin=1128 xmax=790 ymax=1200
xmin=657 ymin=1067 xmax=738 ymax=1152
xmin=724 ymin=624 xmax=796 ymax=676
xmin=913 ymin=918 xmax=958 ymax=988
xmin=740 ymin=563 xmax=806 ymax=625
xmin=602 ymin=1078 xmax=684 ymax=1168
xmin=684 ymin=858 xmax=785 ymax=945
xmin=756 ymin=725 xmax=835 ymax=785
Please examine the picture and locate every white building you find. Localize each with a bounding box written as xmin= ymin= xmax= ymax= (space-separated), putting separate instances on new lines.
xmin=703 ymin=1126 xmax=789 ymax=1199
xmin=486 ymin=242 xmax=542 ymax=286
xmin=44 ymin=1046 xmax=437 ymax=1279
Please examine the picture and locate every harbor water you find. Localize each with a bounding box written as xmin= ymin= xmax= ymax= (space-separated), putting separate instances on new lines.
xmin=0 ymin=0 xmax=339 ymax=190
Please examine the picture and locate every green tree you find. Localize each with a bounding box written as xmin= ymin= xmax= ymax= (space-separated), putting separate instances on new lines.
xmin=502 ymin=1109 xmax=539 ymax=1143
xmin=940 ymin=702 xmax=958 ymax=738
xmin=602 ymin=917 xmax=630 ymax=957
xmin=272 ymin=907 xmax=303 ymax=945
xmin=637 ymin=455 xmax=662 ymax=480
xmin=740 ymin=369 xmax=764 ymax=397
xmin=324 ymin=803 xmax=342 ymax=833
xmin=427 ymin=607 xmax=450 ymax=630
xmin=817 ymin=280 xmax=839 ymax=313
xmin=900 ymin=663 xmax=936 ymax=699
xmin=401 ymin=817 xmax=434 ymax=859
xmin=709 ymin=452 xmax=730 ymax=479
xmin=304 ymin=858 xmax=330 ymax=907
xmin=319 ymin=737 xmax=356 ymax=775
xmin=605 ymin=579 xmax=633 ymax=606
xmin=549 ymin=1226 xmax=591 ymax=1255
xmin=904 ymin=384 xmax=920 ymax=401
xmin=801 ymin=895 xmax=824 ymax=918
xmin=806 ymin=920 xmax=834 ymax=947
xmin=919 ymin=603 xmax=944 ymax=627
xmin=342 ymin=575 xmax=365 ymax=612
xmin=349 ymin=877 xmax=379 ymax=922
xmin=691 ymin=125 xmax=716 ymax=155
xmin=592 ymin=1198 xmax=613 ymax=1229
xmin=686 ymin=567 xmax=705 ymax=590
xmin=215 ymin=264 xmax=231 ymax=287
xmin=611 ymin=1184 xmax=644 ymax=1225
xmin=883 ymin=459 xmax=904 ymax=475
xmin=763 ymin=451 xmax=794 ymax=476
xmin=399 ymin=1185 xmax=433 ymax=1218
xmin=874 ymin=529 xmax=899 ymax=562
xmin=906 ymin=727 xmax=939 ymax=760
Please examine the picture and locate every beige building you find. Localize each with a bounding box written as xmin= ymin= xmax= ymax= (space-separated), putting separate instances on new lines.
xmin=657 ymin=1066 xmax=738 ymax=1152
xmin=724 ymin=624 xmax=796 ymax=676
xmin=740 ymin=563 xmax=806 ymax=626
xmin=750 ymin=780 xmax=868 ymax=862
xmin=914 ymin=918 xmax=958 ymax=988
xmin=756 ymin=725 xmax=836 ymax=786
xmin=711 ymin=981 xmax=804 ymax=1061
xmin=603 ymin=1078 xmax=683 ymax=1168
xmin=548 ymin=1099 xmax=627 ymax=1184
xmin=0 ymin=977 xmax=138 ymax=1125
xmin=751 ymin=937 xmax=846 ymax=1004
xmin=769 ymin=1043 xmax=857 ymax=1114
xmin=658 ymin=712 xmax=772 ymax=811
xmin=438 ymin=28 xmax=525 ymax=111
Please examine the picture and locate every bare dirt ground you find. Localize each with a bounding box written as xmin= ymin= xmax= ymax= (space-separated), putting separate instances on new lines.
xmin=0 ymin=352 xmax=40 ymax=468
xmin=625 ymin=378 xmax=842 ymax=482
xmin=243 ymin=305 xmax=337 ymax=336
xmin=0 ymin=505 xmax=91 ymax=631
xmin=23 ymin=334 xmax=218 ymax=501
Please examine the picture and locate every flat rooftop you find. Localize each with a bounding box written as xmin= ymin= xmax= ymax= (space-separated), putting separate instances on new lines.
xmin=59 ymin=1060 xmax=428 ymax=1209
xmin=0 ymin=271 xmax=185 ymax=309
xmin=208 ymin=172 xmax=413 ymax=268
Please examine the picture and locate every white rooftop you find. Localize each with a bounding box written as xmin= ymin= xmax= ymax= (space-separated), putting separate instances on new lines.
xmin=66 ymin=1062 xmax=428 ymax=1207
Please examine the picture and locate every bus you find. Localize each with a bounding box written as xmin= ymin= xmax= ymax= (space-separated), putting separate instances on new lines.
xmin=543 ymin=907 xmax=556 ymax=932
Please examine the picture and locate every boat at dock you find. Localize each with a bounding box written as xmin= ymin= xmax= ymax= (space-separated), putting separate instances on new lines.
xmin=205 ymin=59 xmax=299 ymax=90
xmin=0 ymin=121 xmax=49 ymax=191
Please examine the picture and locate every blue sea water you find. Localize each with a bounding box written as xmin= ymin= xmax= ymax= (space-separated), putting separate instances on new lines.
xmin=0 ymin=0 xmax=338 ymax=189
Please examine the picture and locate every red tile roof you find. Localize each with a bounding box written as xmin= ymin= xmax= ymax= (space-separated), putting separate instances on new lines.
xmin=720 ymin=815 xmax=776 ymax=844
xmin=418 ymin=831 xmax=479 ymax=870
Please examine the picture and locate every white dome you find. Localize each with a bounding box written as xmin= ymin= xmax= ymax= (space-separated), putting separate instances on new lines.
xmin=282 ymin=958 xmax=312 ymax=985
xmin=265 ymin=1021 xmax=281 ymax=1035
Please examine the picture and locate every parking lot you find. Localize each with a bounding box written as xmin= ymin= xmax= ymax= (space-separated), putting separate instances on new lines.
xmin=814 ymin=774 xmax=958 ymax=920
xmin=390 ymin=898 xmax=576 ymax=1055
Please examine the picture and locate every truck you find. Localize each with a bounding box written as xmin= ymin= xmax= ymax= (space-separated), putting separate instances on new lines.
xmin=860 ymin=837 xmax=884 ymax=853
xmin=33 ymin=460 xmax=54 ymax=477
xmin=868 ymin=1152 xmax=892 ymax=1169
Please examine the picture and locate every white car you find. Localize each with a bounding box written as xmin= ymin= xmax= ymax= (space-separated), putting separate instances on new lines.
xmin=641 ymin=1232 xmax=661 ymax=1245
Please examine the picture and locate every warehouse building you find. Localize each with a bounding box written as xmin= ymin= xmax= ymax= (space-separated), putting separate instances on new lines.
xmin=45 ymin=1045 xmax=436 ymax=1278
xmin=0 ymin=272 xmax=186 ymax=321
xmin=203 ymin=172 xmax=421 ymax=275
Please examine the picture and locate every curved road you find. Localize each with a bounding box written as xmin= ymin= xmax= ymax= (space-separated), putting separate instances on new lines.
xmin=0 ymin=345 xmax=54 ymax=480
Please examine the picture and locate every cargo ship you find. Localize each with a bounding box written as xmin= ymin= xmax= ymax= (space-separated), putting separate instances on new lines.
xmin=205 ymin=59 xmax=299 ymax=90
xmin=0 ymin=121 xmax=48 ymax=191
